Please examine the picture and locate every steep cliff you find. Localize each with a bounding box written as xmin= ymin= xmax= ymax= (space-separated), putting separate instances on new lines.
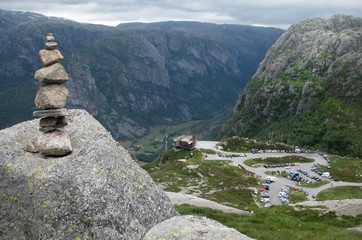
xmin=221 ymin=15 xmax=362 ymax=157
xmin=0 ymin=9 xmax=284 ymax=140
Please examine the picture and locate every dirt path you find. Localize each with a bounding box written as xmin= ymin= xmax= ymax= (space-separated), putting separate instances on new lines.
xmin=165 ymin=191 xmax=254 ymax=215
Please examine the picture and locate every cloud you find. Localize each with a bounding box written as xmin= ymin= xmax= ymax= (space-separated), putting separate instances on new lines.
xmin=0 ymin=0 xmax=361 ymax=29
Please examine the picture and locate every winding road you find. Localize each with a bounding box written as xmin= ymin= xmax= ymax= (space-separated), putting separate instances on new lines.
xmin=196 ymin=141 xmax=362 ymax=206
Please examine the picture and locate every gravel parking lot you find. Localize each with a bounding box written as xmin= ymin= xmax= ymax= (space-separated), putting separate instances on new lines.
xmin=196 ymin=141 xmax=362 ymax=206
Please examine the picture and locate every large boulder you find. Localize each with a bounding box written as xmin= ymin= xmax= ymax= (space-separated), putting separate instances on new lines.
xmin=144 ymin=215 xmax=254 ymax=240
xmin=0 ymin=109 xmax=178 ymax=239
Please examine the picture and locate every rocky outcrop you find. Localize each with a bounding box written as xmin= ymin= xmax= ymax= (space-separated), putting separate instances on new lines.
xmin=144 ymin=215 xmax=254 ymax=240
xmin=0 ymin=109 xmax=178 ymax=239
xmin=221 ymin=15 xmax=362 ymax=157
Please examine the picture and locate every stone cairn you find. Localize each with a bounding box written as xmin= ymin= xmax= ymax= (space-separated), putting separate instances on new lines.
xmin=25 ymin=33 xmax=72 ymax=156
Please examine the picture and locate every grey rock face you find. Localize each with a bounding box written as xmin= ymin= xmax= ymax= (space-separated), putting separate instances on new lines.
xmin=38 ymin=49 xmax=64 ymax=66
xmin=222 ymin=15 xmax=362 ymax=143
xmin=36 ymin=130 xmax=72 ymax=156
xmin=34 ymin=84 xmax=69 ymax=109
xmin=144 ymin=215 xmax=254 ymax=240
xmin=0 ymin=109 xmax=178 ymax=239
xmin=34 ymin=63 xmax=69 ymax=84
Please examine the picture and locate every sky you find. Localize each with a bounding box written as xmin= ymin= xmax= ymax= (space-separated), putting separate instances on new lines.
xmin=0 ymin=0 xmax=361 ymax=29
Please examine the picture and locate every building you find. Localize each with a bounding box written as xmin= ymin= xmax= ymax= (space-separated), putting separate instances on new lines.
xmin=172 ymin=135 xmax=196 ymax=151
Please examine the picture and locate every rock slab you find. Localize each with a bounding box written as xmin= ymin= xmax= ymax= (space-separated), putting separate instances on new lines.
xmin=144 ymin=215 xmax=254 ymax=240
xmin=0 ymin=109 xmax=178 ymax=239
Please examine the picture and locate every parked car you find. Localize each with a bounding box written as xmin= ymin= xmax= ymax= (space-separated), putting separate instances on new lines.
xmin=264 ymin=202 xmax=273 ymax=208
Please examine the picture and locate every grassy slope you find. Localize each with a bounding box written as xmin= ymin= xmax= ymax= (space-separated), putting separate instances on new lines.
xmin=143 ymin=149 xmax=260 ymax=210
xmin=244 ymin=155 xmax=314 ymax=166
xmin=317 ymin=186 xmax=362 ymax=201
xmin=176 ymin=204 xmax=362 ymax=240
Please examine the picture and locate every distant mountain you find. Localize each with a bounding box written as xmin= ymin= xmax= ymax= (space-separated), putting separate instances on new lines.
xmin=220 ymin=15 xmax=362 ymax=157
xmin=0 ymin=9 xmax=284 ymax=140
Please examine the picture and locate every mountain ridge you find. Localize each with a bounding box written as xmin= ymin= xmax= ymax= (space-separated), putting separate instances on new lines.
xmin=0 ymin=9 xmax=284 ymax=141
xmin=220 ymin=14 xmax=362 ymax=157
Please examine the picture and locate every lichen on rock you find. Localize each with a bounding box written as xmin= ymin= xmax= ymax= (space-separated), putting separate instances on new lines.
xmin=0 ymin=109 xmax=178 ymax=239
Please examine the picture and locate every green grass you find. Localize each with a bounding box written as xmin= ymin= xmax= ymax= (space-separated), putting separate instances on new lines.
xmin=175 ymin=204 xmax=362 ymax=240
xmin=143 ymin=149 xmax=260 ymax=208
xmin=220 ymin=137 xmax=294 ymax=152
xmin=289 ymin=190 xmax=309 ymax=204
xmin=300 ymin=180 xmax=330 ymax=188
xmin=327 ymin=155 xmax=362 ymax=182
xmin=244 ymin=155 xmax=314 ymax=167
xmin=317 ymin=186 xmax=362 ymax=201
xmin=199 ymin=148 xmax=217 ymax=155
xmin=203 ymin=188 xmax=257 ymax=210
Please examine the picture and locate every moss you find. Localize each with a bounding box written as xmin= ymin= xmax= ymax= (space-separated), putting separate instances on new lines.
xmin=43 ymin=200 xmax=49 ymax=208
xmin=28 ymin=180 xmax=34 ymax=191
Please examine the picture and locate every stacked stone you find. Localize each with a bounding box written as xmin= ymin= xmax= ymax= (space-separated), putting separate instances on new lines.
xmin=31 ymin=33 xmax=72 ymax=156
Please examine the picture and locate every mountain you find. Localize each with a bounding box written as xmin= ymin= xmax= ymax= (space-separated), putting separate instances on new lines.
xmin=220 ymin=15 xmax=362 ymax=157
xmin=0 ymin=9 xmax=284 ymax=140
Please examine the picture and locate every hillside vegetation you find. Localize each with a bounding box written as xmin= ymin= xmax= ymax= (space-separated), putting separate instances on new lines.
xmin=143 ymin=149 xmax=260 ymax=210
xmin=220 ymin=15 xmax=362 ymax=157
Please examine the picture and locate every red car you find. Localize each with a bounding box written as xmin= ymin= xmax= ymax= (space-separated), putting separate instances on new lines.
xmin=260 ymin=188 xmax=267 ymax=192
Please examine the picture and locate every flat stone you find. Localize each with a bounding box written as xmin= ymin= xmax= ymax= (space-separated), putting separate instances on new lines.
xmin=39 ymin=116 xmax=68 ymax=132
xmin=33 ymin=108 xmax=69 ymax=118
xmin=37 ymin=130 xmax=72 ymax=156
xmin=39 ymin=117 xmax=58 ymax=127
xmin=34 ymin=63 xmax=69 ymax=84
xmin=45 ymin=41 xmax=58 ymax=50
xmin=24 ymin=140 xmax=38 ymax=153
xmin=39 ymin=125 xmax=67 ymax=133
xmin=39 ymin=116 xmax=67 ymax=127
xmin=39 ymin=49 xmax=64 ymax=66
xmin=46 ymin=33 xmax=55 ymax=42
xmin=34 ymin=84 xmax=69 ymax=110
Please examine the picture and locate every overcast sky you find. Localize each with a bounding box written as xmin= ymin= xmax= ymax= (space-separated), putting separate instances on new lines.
xmin=0 ymin=0 xmax=361 ymax=29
